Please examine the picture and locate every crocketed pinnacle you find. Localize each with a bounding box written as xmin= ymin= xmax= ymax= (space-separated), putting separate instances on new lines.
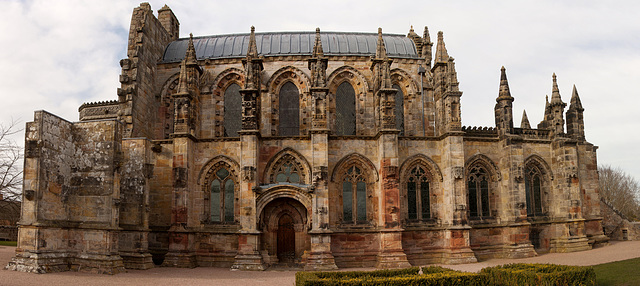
xmin=423 ymin=26 xmax=431 ymax=44
xmin=550 ymin=73 xmax=564 ymax=106
xmin=375 ymin=27 xmax=388 ymax=59
xmin=497 ymin=66 xmax=513 ymax=101
xmin=312 ymin=28 xmax=324 ymax=57
xmin=176 ymin=58 xmax=188 ymax=94
xmin=521 ymin=110 xmax=531 ymax=129
xmin=247 ymin=26 xmax=258 ymax=58
xmin=185 ymin=33 xmax=197 ymax=65
xmin=570 ymin=84 xmax=584 ymax=111
xmin=434 ymin=31 xmax=449 ymax=64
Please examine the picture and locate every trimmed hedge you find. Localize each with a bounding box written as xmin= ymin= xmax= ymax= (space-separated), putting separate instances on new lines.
xmin=480 ymin=263 xmax=596 ymax=286
xmin=296 ymin=264 xmax=595 ymax=286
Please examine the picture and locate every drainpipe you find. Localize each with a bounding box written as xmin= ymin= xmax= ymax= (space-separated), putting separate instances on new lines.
xmin=418 ymin=65 xmax=426 ymax=136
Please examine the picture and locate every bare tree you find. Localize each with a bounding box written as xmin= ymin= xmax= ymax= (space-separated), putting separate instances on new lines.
xmin=599 ymin=165 xmax=640 ymax=221
xmin=0 ymin=120 xmax=22 ymax=226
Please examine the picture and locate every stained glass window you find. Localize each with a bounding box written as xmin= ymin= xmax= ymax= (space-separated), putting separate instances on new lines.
xmin=224 ymin=83 xmax=241 ymax=137
xmin=336 ymin=82 xmax=356 ymax=135
xmin=407 ymin=166 xmax=430 ymax=220
xmin=525 ymin=166 xmax=544 ymax=217
xmin=343 ymin=166 xmax=366 ymax=223
xmin=468 ymin=166 xmax=490 ymax=218
xmin=272 ymin=155 xmax=302 ymax=184
xmin=210 ymin=167 xmax=234 ymax=222
xmin=279 ymin=82 xmax=300 ymax=136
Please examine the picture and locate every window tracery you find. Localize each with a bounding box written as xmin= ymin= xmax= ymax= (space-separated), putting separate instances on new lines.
xmin=342 ymin=166 xmax=367 ymax=223
xmin=335 ymin=82 xmax=356 ymax=136
xmin=206 ymin=164 xmax=236 ymax=223
xmin=279 ymin=82 xmax=300 ymax=136
xmin=393 ymin=84 xmax=405 ymax=135
xmin=407 ymin=166 xmax=430 ymax=220
xmin=468 ymin=165 xmax=490 ymax=218
xmin=525 ymin=165 xmax=544 ymax=216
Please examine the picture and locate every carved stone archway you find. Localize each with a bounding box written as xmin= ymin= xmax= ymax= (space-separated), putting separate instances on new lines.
xmin=258 ymin=194 xmax=310 ymax=266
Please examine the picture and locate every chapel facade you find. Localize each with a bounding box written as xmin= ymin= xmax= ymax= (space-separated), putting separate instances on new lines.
xmin=7 ymin=3 xmax=608 ymax=274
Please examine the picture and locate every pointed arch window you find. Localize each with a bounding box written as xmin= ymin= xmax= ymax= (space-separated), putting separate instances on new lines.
xmin=279 ymin=82 xmax=300 ymax=136
xmin=393 ymin=84 xmax=404 ymax=135
xmin=525 ymin=166 xmax=544 ymax=216
xmin=468 ymin=165 xmax=490 ymax=218
xmin=336 ymin=82 xmax=356 ymax=136
xmin=342 ymin=166 xmax=366 ymax=223
xmin=210 ymin=168 xmax=235 ymax=222
xmin=224 ymin=83 xmax=242 ymax=137
xmin=407 ymin=166 xmax=430 ymax=220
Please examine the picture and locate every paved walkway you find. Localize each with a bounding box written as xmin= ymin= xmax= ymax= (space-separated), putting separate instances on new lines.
xmin=1 ymin=241 xmax=639 ymax=286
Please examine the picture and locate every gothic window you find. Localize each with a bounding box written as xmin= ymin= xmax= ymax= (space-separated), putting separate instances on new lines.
xmin=393 ymin=84 xmax=404 ymax=135
xmin=407 ymin=166 xmax=430 ymax=220
xmin=336 ymin=82 xmax=356 ymax=136
xmin=272 ymin=155 xmax=302 ymax=184
xmin=224 ymin=83 xmax=242 ymax=137
xmin=210 ymin=167 xmax=235 ymax=222
xmin=468 ymin=165 xmax=490 ymax=218
xmin=342 ymin=166 xmax=366 ymax=223
xmin=525 ymin=165 xmax=544 ymax=216
xmin=279 ymin=82 xmax=300 ymax=136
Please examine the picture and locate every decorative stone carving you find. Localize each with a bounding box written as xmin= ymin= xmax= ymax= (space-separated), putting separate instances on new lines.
xmin=452 ymin=166 xmax=464 ymax=180
xmin=242 ymin=166 xmax=256 ymax=182
xmin=312 ymin=166 xmax=328 ymax=185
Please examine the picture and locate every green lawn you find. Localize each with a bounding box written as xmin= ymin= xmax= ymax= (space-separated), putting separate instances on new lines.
xmin=593 ymin=257 xmax=640 ymax=286
xmin=0 ymin=241 xmax=17 ymax=246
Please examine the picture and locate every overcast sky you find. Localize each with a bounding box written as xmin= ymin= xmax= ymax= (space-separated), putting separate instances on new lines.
xmin=1 ymin=0 xmax=639 ymax=180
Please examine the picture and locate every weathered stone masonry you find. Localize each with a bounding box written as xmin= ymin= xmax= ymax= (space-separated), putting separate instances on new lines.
xmin=7 ymin=3 xmax=608 ymax=274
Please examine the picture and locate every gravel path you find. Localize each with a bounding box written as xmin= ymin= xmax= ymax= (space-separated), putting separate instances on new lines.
xmin=2 ymin=241 xmax=639 ymax=286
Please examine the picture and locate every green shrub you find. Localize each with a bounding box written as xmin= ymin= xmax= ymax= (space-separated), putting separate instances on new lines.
xmin=480 ymin=263 xmax=596 ymax=286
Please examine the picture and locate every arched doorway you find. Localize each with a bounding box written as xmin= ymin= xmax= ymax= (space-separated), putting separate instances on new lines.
xmin=259 ymin=197 xmax=309 ymax=266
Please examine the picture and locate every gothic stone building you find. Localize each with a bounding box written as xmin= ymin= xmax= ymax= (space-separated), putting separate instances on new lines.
xmin=7 ymin=3 xmax=609 ymax=273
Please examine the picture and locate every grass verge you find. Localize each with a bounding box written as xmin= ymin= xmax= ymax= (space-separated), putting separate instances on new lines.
xmin=593 ymin=257 xmax=640 ymax=286
xmin=0 ymin=241 xmax=17 ymax=246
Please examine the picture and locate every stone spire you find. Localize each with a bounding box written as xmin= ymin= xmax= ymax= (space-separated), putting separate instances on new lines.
xmin=550 ymin=73 xmax=565 ymax=106
xmin=185 ymin=33 xmax=197 ymax=65
xmin=569 ymin=84 xmax=583 ymax=111
xmin=176 ymin=57 xmax=189 ymax=95
xmin=422 ymin=26 xmax=433 ymax=67
xmin=371 ymin=28 xmax=396 ymax=130
xmin=308 ymin=28 xmax=329 ymax=129
xmin=434 ymin=31 xmax=449 ymax=65
xmin=243 ymin=26 xmax=263 ymax=90
xmin=494 ymin=66 xmax=514 ymax=134
xmin=521 ymin=110 xmax=531 ymax=129
xmin=566 ymin=84 xmax=585 ymax=140
xmin=240 ymin=26 xmax=263 ymax=131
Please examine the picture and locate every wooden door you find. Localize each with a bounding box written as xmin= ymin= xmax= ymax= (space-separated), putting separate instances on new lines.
xmin=277 ymin=214 xmax=295 ymax=263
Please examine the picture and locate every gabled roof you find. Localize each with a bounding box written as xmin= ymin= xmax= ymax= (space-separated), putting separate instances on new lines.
xmin=161 ymin=31 xmax=420 ymax=63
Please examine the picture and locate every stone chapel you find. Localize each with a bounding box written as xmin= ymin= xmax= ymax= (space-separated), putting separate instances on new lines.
xmin=6 ymin=3 xmax=609 ymax=274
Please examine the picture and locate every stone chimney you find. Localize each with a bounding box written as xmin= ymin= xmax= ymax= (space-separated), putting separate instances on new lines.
xmin=158 ymin=4 xmax=180 ymax=41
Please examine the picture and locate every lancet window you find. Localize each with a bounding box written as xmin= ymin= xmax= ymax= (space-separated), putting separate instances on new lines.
xmin=468 ymin=165 xmax=490 ymax=218
xmin=335 ymin=82 xmax=356 ymax=136
xmin=224 ymin=83 xmax=242 ymax=137
xmin=342 ymin=166 xmax=367 ymax=223
xmin=525 ymin=165 xmax=544 ymax=216
xmin=279 ymin=82 xmax=300 ymax=136
xmin=210 ymin=167 xmax=235 ymax=222
xmin=407 ymin=166 xmax=430 ymax=220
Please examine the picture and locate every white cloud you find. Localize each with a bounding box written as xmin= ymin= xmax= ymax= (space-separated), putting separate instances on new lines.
xmin=1 ymin=0 xmax=639 ymax=180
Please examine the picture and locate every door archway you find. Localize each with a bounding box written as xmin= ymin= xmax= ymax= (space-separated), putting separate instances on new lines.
xmin=259 ymin=197 xmax=309 ymax=266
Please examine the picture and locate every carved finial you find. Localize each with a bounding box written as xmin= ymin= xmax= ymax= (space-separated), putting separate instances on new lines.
xmin=177 ymin=59 xmax=188 ymax=94
xmin=423 ymin=26 xmax=431 ymax=43
xmin=521 ymin=110 xmax=531 ymax=129
xmin=434 ymin=31 xmax=449 ymax=64
xmin=375 ymin=27 xmax=387 ymax=59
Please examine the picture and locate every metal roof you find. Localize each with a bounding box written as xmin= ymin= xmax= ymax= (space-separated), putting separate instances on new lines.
xmin=161 ymin=31 xmax=420 ymax=63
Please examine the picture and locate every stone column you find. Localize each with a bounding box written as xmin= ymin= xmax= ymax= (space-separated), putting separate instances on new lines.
xmin=164 ymin=136 xmax=197 ymax=267
xmin=305 ymin=128 xmax=338 ymax=270
xmin=375 ymin=128 xmax=410 ymax=269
